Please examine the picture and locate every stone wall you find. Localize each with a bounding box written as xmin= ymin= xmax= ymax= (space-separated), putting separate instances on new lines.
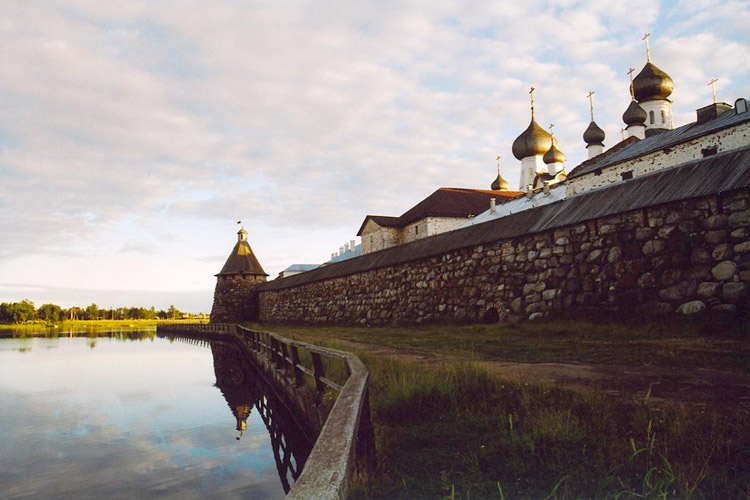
xmin=210 ymin=274 xmax=265 ymax=323
xmin=258 ymin=188 xmax=750 ymax=325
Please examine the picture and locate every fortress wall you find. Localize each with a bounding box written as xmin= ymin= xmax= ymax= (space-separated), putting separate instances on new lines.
xmin=257 ymin=188 xmax=750 ymax=325
xmin=211 ymin=274 xmax=265 ymax=323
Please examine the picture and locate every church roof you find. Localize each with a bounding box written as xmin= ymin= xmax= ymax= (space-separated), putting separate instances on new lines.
xmin=623 ymin=99 xmax=647 ymax=126
xmin=512 ymin=117 xmax=553 ymax=160
xmin=583 ymin=120 xmax=605 ymax=146
xmin=357 ymin=187 xmax=523 ymax=235
xmin=216 ymin=238 xmax=268 ymax=276
xmin=568 ymin=103 xmax=750 ymax=179
xmin=263 ymin=146 xmax=750 ymax=292
xmin=633 ymin=61 xmax=674 ymax=102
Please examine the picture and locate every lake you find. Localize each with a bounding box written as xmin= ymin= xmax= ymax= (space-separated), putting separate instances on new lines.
xmin=0 ymin=329 xmax=311 ymax=499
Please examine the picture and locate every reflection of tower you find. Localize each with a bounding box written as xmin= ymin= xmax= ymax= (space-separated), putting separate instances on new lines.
xmin=210 ymin=340 xmax=313 ymax=493
xmin=211 ymin=342 xmax=258 ymax=441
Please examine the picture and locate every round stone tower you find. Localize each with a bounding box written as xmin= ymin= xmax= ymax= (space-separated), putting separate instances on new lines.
xmin=210 ymin=227 xmax=268 ymax=323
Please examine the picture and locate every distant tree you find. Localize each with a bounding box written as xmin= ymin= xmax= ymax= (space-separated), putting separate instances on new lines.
xmin=67 ymin=306 xmax=83 ymax=321
xmin=85 ymin=303 xmax=100 ymax=321
xmin=15 ymin=300 xmax=37 ymax=323
xmin=157 ymin=309 xmax=169 ymax=320
xmin=146 ymin=307 xmax=157 ymax=320
xmin=38 ymin=303 xmax=63 ymax=322
xmin=167 ymin=304 xmax=180 ymax=320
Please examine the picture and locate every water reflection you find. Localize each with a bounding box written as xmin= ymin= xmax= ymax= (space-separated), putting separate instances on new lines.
xmin=0 ymin=332 xmax=310 ymax=499
xmin=175 ymin=336 xmax=313 ymax=493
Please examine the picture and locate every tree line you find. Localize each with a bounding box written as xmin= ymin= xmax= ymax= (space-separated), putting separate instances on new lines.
xmin=0 ymin=300 xmax=192 ymax=324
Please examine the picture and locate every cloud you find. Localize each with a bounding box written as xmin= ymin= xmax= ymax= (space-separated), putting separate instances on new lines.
xmin=0 ymin=1 xmax=748 ymax=307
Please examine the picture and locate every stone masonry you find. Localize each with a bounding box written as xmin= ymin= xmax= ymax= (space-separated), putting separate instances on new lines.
xmin=211 ymin=274 xmax=266 ymax=323
xmin=257 ymin=189 xmax=750 ymax=325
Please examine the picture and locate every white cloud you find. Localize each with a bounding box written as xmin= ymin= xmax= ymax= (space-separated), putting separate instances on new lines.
xmin=0 ymin=1 xmax=747 ymax=311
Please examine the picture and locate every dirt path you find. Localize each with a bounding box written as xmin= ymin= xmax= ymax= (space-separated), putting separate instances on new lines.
xmin=337 ymin=340 xmax=750 ymax=408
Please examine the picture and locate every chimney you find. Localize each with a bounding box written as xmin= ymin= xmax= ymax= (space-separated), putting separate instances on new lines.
xmin=490 ymin=198 xmax=496 ymax=214
xmin=526 ymin=184 xmax=534 ymax=199
xmin=350 ymin=240 xmax=356 ymax=252
xmin=696 ymin=102 xmax=732 ymax=124
xmin=543 ymin=181 xmax=551 ymax=196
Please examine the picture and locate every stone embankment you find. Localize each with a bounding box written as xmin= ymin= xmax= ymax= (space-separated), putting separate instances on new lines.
xmin=258 ymin=189 xmax=750 ymax=324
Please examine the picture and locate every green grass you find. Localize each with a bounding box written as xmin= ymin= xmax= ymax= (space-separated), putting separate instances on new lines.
xmin=239 ymin=319 xmax=750 ymax=498
xmin=0 ymin=318 xmax=205 ymax=337
xmin=252 ymin=317 xmax=750 ymax=374
xmin=352 ymin=357 xmax=749 ymax=499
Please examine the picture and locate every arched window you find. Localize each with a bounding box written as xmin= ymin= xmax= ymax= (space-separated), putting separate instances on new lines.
xmin=649 ymin=110 xmax=655 ymax=124
xmin=661 ymin=110 xmax=666 ymax=123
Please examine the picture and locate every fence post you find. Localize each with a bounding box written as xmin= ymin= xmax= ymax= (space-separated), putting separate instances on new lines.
xmin=290 ymin=346 xmax=304 ymax=387
xmin=311 ymin=352 xmax=326 ymax=395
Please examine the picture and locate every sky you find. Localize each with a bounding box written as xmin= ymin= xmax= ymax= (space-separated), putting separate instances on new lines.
xmin=1 ymin=1 xmax=749 ymax=313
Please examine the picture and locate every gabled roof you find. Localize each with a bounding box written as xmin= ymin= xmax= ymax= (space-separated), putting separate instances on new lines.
xmin=216 ymin=240 xmax=268 ymax=276
xmin=357 ymin=187 xmax=523 ymax=235
xmin=568 ymin=104 xmax=750 ymax=179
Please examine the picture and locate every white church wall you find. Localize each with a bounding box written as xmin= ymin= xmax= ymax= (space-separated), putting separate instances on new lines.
xmin=567 ymin=121 xmax=750 ymax=196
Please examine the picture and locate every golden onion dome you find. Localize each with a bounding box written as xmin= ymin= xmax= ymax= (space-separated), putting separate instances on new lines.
xmin=622 ymin=99 xmax=647 ymax=126
xmin=543 ymin=140 xmax=565 ymax=165
xmin=583 ymin=121 xmax=605 ymax=145
xmin=512 ymin=118 xmax=553 ymax=160
xmin=633 ymin=62 xmax=674 ymax=102
xmin=491 ymin=173 xmax=510 ymax=191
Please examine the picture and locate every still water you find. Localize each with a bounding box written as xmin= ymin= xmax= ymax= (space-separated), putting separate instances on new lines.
xmin=0 ymin=330 xmax=311 ymax=499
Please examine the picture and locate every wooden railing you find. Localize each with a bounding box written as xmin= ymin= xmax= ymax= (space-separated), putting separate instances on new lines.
xmin=156 ymin=323 xmax=375 ymax=500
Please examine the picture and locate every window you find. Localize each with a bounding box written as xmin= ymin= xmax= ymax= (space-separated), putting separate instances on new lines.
xmin=649 ymin=110 xmax=655 ymax=124
xmin=415 ymin=226 xmax=419 ymax=234
xmin=621 ymin=171 xmax=633 ymax=180
xmin=661 ymin=110 xmax=666 ymax=123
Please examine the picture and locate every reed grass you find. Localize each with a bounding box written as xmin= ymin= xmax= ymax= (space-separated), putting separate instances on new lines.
xmin=348 ymin=356 xmax=749 ymax=499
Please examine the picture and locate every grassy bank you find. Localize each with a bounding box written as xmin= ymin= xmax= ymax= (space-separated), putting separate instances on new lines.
xmin=262 ymin=318 xmax=749 ymax=374
xmin=245 ymin=319 xmax=749 ymax=498
xmin=0 ymin=318 xmax=206 ymax=336
xmin=353 ymin=357 xmax=748 ymax=498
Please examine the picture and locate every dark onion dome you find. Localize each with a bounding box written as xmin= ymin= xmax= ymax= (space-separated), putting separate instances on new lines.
xmin=622 ymin=99 xmax=647 ymax=126
xmin=633 ymin=62 xmax=674 ymax=102
xmin=583 ymin=120 xmax=605 ymax=146
xmin=491 ymin=172 xmax=510 ymax=191
xmin=543 ymin=140 xmax=565 ymax=165
xmin=512 ymin=118 xmax=553 ymax=160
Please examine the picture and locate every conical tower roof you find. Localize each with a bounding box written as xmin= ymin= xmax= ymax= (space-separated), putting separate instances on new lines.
xmin=216 ymin=228 xmax=268 ymax=277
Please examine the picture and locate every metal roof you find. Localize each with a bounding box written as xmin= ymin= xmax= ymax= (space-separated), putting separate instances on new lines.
xmin=568 ymin=104 xmax=750 ymax=179
xmin=356 ymin=187 xmax=522 ymax=235
xmin=260 ymin=147 xmax=750 ymax=292
xmin=216 ymin=240 xmax=268 ymax=276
